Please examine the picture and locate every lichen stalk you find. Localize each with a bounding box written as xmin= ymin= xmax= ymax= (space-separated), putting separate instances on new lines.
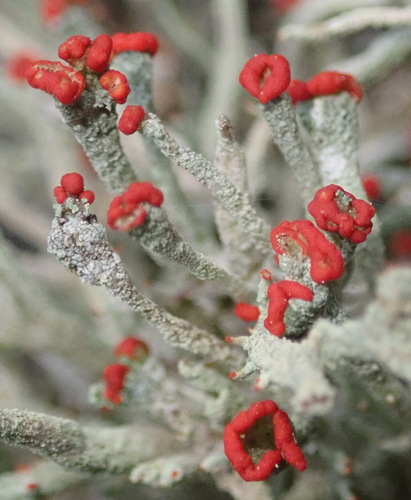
xmin=0 ymin=409 xmax=179 ymax=473
xmin=262 ymin=96 xmax=322 ymax=206
xmin=114 ymin=52 xmax=209 ymax=244
xmin=302 ymin=93 xmax=364 ymax=195
xmin=57 ymin=74 xmax=137 ymax=194
xmin=129 ymin=205 xmax=247 ymax=298
xmin=140 ymin=113 xmax=272 ymax=254
xmin=213 ymin=115 xmax=269 ymax=279
xmin=47 ymin=199 xmax=239 ymax=364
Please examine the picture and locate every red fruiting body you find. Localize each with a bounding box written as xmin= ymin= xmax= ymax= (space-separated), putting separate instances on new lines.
xmin=53 ymin=173 xmax=95 ymax=204
xmin=388 ymin=229 xmax=411 ymax=260
xmin=260 ymin=269 xmax=272 ymax=281
xmin=6 ymin=53 xmax=39 ymax=82
xmin=41 ymin=0 xmax=65 ymax=22
xmin=271 ymin=219 xmax=344 ymax=283
xmin=239 ymin=54 xmax=291 ymax=104
xmin=40 ymin=0 xmax=91 ymax=24
xmin=80 ymin=190 xmax=95 ymax=204
xmin=270 ymin=0 xmax=301 ymax=14
xmin=234 ymin=302 xmax=260 ymax=322
xmin=86 ymin=34 xmax=113 ymax=73
xmin=118 ymin=105 xmax=146 ymax=135
xmin=361 ymin=174 xmax=382 ymax=202
xmin=286 ymin=79 xmax=312 ymax=104
xmin=53 ymin=185 xmax=68 ymax=204
xmin=114 ymin=336 xmax=149 ymax=361
xmin=223 ymin=400 xmax=306 ymax=481
xmin=103 ymin=363 xmax=129 ymax=404
xmin=307 ymin=184 xmax=376 ymax=244
xmin=26 ymin=60 xmax=86 ymax=105
xmin=107 ymin=181 xmax=164 ymax=231
xmin=60 ymin=172 xmax=84 ymax=195
xmin=273 ymin=410 xmax=307 ymax=471
xmin=307 ymin=71 xmax=362 ymax=101
xmin=99 ymin=70 xmax=130 ymax=104
xmin=58 ymin=35 xmax=91 ymax=64
xmin=264 ymin=280 xmax=313 ymax=336
xmin=111 ymin=32 xmax=159 ymax=57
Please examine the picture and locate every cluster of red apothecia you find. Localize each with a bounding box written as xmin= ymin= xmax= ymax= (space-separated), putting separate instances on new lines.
xmin=106 ymin=182 xmax=164 ymax=231
xmin=25 ymin=32 xmax=157 ymax=109
xmin=38 ymin=35 xmax=378 ymax=484
xmin=223 ymin=400 xmax=307 ymax=481
xmin=53 ymin=172 xmax=95 ymax=204
xmin=228 ymin=185 xmax=375 ymax=480
xmin=233 ymin=184 xmax=375 ymax=337
xmin=239 ymin=53 xmax=362 ymax=105
xmin=102 ymin=337 xmax=149 ymax=406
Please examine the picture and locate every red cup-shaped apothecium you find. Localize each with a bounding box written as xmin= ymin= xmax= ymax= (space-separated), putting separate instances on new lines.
xmin=264 ymin=280 xmax=313 ymax=336
xmin=99 ymin=70 xmax=130 ymax=104
xmin=307 ymin=71 xmax=362 ymax=101
xmin=239 ymin=54 xmax=291 ymax=104
xmin=271 ymin=219 xmax=344 ymax=284
xmin=307 ymin=184 xmax=375 ymax=244
xmin=107 ymin=181 xmax=164 ymax=231
xmin=223 ymin=400 xmax=306 ymax=481
xmin=26 ymin=60 xmax=86 ymax=105
xmin=286 ymin=79 xmax=312 ymax=104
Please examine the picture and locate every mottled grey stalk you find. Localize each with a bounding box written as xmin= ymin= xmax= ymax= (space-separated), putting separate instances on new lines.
xmin=57 ymin=74 xmax=137 ymax=194
xmin=262 ymin=96 xmax=322 ymax=206
xmin=47 ymin=200 xmax=239 ymax=364
xmin=0 ymin=409 xmax=179 ymax=473
xmin=140 ymin=113 xmax=271 ymax=254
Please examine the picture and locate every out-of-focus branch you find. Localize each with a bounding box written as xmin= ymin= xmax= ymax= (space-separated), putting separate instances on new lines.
xmin=0 ymin=409 xmax=180 ymax=473
xmin=278 ymin=6 xmax=411 ymax=41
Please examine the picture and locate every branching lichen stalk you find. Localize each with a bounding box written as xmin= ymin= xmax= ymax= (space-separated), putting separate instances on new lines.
xmin=0 ymin=409 xmax=179 ymax=473
xmin=57 ymin=75 xmax=137 ymax=194
xmin=47 ymin=200 xmax=240 ymax=364
xmin=140 ymin=113 xmax=272 ymax=254
xmin=114 ymin=52 xmax=209 ymax=244
xmin=213 ymin=115 xmax=269 ymax=278
xmin=129 ymin=205 xmax=247 ymax=298
xmin=262 ymin=96 xmax=322 ymax=206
